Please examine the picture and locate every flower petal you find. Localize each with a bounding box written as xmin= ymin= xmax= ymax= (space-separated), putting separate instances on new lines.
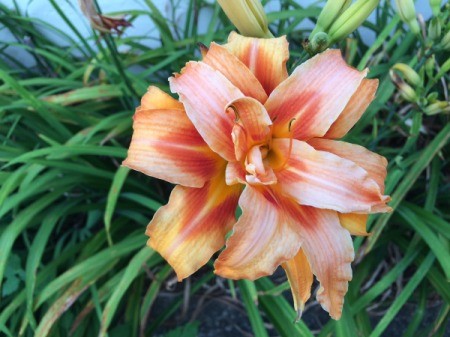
xmin=225 ymin=161 xmax=246 ymax=185
xmin=325 ymin=79 xmax=379 ymax=138
xmin=123 ymin=109 xmax=222 ymax=187
xmin=169 ymin=62 xmax=244 ymax=161
xmin=338 ymin=213 xmax=369 ymax=236
xmin=307 ymin=138 xmax=387 ymax=193
xmin=271 ymin=139 xmax=390 ymax=213
xmin=202 ymin=43 xmax=268 ymax=102
xmin=214 ymin=186 xmax=301 ymax=279
xmin=282 ymin=248 xmax=313 ymax=314
xmin=228 ymin=97 xmax=272 ymax=161
xmin=139 ymin=86 xmax=184 ymax=110
xmin=224 ymin=32 xmax=289 ymax=95
xmin=285 ymin=205 xmax=354 ymax=320
xmin=146 ymin=174 xmax=242 ymax=281
xmin=265 ymin=49 xmax=367 ymax=140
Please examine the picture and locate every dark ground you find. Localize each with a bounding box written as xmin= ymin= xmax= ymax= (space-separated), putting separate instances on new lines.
xmin=150 ymin=268 xmax=450 ymax=337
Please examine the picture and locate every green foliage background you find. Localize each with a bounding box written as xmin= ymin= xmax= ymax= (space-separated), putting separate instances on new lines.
xmin=0 ymin=1 xmax=449 ymax=336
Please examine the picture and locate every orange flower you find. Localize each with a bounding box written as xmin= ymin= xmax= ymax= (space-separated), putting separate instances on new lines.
xmin=123 ymin=32 xmax=391 ymax=320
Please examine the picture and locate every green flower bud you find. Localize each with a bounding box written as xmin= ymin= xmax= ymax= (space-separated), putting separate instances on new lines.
xmin=426 ymin=92 xmax=439 ymax=102
xmin=390 ymin=69 xmax=418 ymax=102
xmin=309 ymin=32 xmax=331 ymax=54
xmin=327 ymin=0 xmax=379 ymax=43
xmin=440 ymin=31 xmax=450 ymax=50
xmin=425 ymin=56 xmax=435 ymax=79
xmin=423 ymin=101 xmax=450 ymax=115
xmin=428 ymin=18 xmax=441 ymax=40
xmin=429 ymin=0 xmax=442 ymax=16
xmin=395 ymin=0 xmax=420 ymax=35
xmin=311 ymin=0 xmax=352 ymax=35
xmin=217 ymin=0 xmax=272 ymax=38
xmin=392 ymin=63 xmax=422 ymax=87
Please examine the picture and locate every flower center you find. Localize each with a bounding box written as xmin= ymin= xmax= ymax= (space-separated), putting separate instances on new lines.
xmin=244 ymin=144 xmax=277 ymax=185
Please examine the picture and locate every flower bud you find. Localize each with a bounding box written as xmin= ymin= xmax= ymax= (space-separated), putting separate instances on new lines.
xmin=429 ymin=0 xmax=442 ymax=16
xmin=440 ymin=31 xmax=450 ymax=50
xmin=395 ymin=0 xmax=420 ymax=35
xmin=425 ymin=56 xmax=435 ymax=78
xmin=309 ymin=32 xmax=331 ymax=54
xmin=428 ymin=18 xmax=441 ymax=40
xmin=311 ymin=0 xmax=352 ymax=36
xmin=392 ymin=63 xmax=422 ymax=87
xmin=390 ymin=70 xmax=418 ymax=102
xmin=327 ymin=0 xmax=379 ymax=43
xmin=423 ymin=101 xmax=450 ymax=115
xmin=217 ymin=0 xmax=272 ymax=38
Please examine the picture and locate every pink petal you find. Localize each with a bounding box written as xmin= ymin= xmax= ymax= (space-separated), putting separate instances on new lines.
xmin=123 ymin=109 xmax=222 ymax=187
xmin=202 ymin=43 xmax=268 ymax=103
xmin=272 ymin=139 xmax=391 ymax=213
xmin=285 ymin=205 xmax=354 ymax=320
xmin=169 ymin=62 xmax=245 ymax=161
xmin=214 ymin=186 xmax=301 ymax=279
xmin=308 ymin=138 xmax=387 ymax=193
xmin=265 ymin=49 xmax=367 ymax=140
xmin=325 ymin=79 xmax=379 ymax=138
xmin=228 ymin=97 xmax=272 ymax=161
xmin=146 ymin=175 xmax=242 ymax=281
xmin=224 ymin=32 xmax=289 ymax=95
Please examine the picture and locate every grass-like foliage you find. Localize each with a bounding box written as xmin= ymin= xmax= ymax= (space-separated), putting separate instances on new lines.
xmin=0 ymin=1 xmax=449 ymax=336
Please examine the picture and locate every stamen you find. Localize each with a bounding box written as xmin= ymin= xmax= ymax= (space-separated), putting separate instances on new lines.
xmin=288 ymin=118 xmax=296 ymax=132
xmin=197 ymin=42 xmax=209 ymax=58
xmin=274 ymin=118 xmax=296 ymax=171
xmin=226 ymin=104 xmax=241 ymax=122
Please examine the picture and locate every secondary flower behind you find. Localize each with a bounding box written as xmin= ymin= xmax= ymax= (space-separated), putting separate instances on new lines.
xmin=123 ymin=32 xmax=391 ymax=320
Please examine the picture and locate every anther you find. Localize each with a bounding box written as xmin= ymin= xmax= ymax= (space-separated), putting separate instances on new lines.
xmin=226 ymin=105 xmax=241 ymax=122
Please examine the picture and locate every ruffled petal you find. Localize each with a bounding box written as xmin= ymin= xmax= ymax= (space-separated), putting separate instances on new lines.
xmin=123 ymin=109 xmax=222 ymax=187
xmin=169 ymin=62 xmax=244 ymax=161
xmin=338 ymin=213 xmax=369 ymax=236
xmin=138 ymin=86 xmax=184 ymax=110
xmin=308 ymin=138 xmax=387 ymax=193
xmin=265 ymin=49 xmax=367 ymax=140
xmin=285 ymin=205 xmax=354 ymax=320
xmin=282 ymin=248 xmax=313 ymax=314
xmin=325 ymin=79 xmax=379 ymax=138
xmin=271 ymin=139 xmax=391 ymax=213
xmin=225 ymin=161 xmax=246 ymax=185
xmin=228 ymin=97 xmax=272 ymax=161
xmin=224 ymin=32 xmax=289 ymax=95
xmin=146 ymin=174 xmax=242 ymax=281
xmin=214 ymin=186 xmax=301 ymax=279
xmin=202 ymin=43 xmax=268 ymax=103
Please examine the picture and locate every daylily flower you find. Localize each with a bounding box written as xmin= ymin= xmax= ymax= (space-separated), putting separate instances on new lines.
xmin=123 ymin=32 xmax=391 ymax=319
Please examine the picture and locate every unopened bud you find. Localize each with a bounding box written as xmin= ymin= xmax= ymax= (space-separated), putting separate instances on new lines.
xmin=440 ymin=31 xmax=450 ymax=50
xmin=328 ymin=0 xmax=379 ymax=43
xmin=392 ymin=63 xmax=422 ymax=87
xmin=425 ymin=56 xmax=435 ymax=78
xmin=310 ymin=32 xmax=331 ymax=53
xmin=217 ymin=0 xmax=272 ymax=38
xmin=427 ymin=92 xmax=439 ymax=102
xmin=311 ymin=0 xmax=352 ymax=35
xmin=390 ymin=70 xmax=418 ymax=102
xmin=428 ymin=18 xmax=441 ymax=40
xmin=429 ymin=0 xmax=442 ymax=16
xmin=395 ymin=0 xmax=420 ymax=35
xmin=423 ymin=101 xmax=450 ymax=115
